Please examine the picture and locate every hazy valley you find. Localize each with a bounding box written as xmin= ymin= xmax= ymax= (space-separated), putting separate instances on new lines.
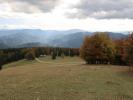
xmin=0 ymin=29 xmax=128 ymax=49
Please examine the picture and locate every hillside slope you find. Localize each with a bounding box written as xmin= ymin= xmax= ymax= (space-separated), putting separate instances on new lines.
xmin=1 ymin=56 xmax=133 ymax=100
xmin=0 ymin=29 xmax=128 ymax=48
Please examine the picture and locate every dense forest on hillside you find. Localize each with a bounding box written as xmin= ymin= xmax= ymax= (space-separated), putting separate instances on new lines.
xmin=0 ymin=47 xmax=79 ymax=69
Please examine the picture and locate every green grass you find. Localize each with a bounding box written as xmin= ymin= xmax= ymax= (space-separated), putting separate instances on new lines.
xmin=3 ymin=59 xmax=36 ymax=69
xmin=1 ymin=56 xmax=133 ymax=100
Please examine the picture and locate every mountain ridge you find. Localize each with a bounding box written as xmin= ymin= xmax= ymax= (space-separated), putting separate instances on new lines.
xmin=0 ymin=29 xmax=128 ymax=49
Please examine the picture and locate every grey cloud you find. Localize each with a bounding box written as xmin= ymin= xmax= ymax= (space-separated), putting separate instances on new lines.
xmin=0 ymin=0 xmax=59 ymax=13
xmin=66 ymin=0 xmax=133 ymax=19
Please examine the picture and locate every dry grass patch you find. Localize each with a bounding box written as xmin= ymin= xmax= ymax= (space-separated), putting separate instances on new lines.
xmin=0 ymin=56 xmax=133 ymax=100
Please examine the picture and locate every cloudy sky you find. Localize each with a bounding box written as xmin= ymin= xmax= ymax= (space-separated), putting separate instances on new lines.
xmin=0 ymin=0 xmax=133 ymax=32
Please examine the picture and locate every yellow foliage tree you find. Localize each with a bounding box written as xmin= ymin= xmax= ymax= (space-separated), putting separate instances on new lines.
xmin=80 ymin=32 xmax=116 ymax=64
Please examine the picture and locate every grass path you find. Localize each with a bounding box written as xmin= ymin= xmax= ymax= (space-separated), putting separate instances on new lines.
xmin=35 ymin=58 xmax=85 ymax=66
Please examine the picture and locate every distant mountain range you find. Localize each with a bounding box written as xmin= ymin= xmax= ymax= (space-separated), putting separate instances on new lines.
xmin=0 ymin=29 xmax=129 ymax=49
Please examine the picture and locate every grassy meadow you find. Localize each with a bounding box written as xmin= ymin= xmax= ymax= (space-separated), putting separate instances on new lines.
xmin=0 ymin=56 xmax=133 ymax=100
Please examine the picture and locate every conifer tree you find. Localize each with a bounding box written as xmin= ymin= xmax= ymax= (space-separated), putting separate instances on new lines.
xmin=25 ymin=51 xmax=35 ymax=60
xmin=51 ymin=50 xmax=56 ymax=60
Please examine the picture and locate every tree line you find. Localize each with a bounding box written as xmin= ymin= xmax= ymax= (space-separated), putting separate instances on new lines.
xmin=0 ymin=47 xmax=79 ymax=69
xmin=80 ymin=32 xmax=133 ymax=67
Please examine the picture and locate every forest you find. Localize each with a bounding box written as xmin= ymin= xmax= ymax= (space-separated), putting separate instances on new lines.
xmin=0 ymin=32 xmax=133 ymax=70
xmin=0 ymin=47 xmax=79 ymax=69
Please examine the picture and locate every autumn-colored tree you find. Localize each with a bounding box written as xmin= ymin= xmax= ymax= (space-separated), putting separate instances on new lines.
xmin=80 ymin=32 xmax=116 ymax=64
xmin=114 ymin=39 xmax=128 ymax=65
xmin=126 ymin=33 xmax=133 ymax=66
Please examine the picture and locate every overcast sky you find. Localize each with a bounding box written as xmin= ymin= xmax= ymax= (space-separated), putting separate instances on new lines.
xmin=0 ymin=0 xmax=133 ymax=32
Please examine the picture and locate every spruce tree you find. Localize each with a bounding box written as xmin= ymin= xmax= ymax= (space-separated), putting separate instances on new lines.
xmin=25 ymin=51 xmax=35 ymax=60
xmin=52 ymin=51 xmax=56 ymax=60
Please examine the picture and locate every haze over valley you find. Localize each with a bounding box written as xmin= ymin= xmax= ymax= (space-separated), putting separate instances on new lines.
xmin=0 ymin=29 xmax=128 ymax=49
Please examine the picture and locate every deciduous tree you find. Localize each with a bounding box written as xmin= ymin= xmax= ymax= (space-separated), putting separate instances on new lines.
xmin=80 ymin=32 xmax=115 ymax=64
